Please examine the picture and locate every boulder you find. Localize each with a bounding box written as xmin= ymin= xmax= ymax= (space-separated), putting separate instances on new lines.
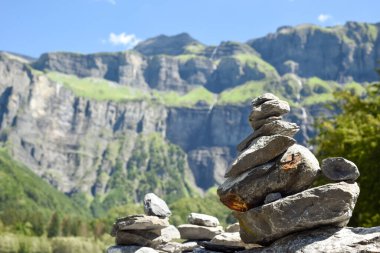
xmin=225 ymin=135 xmax=296 ymax=178
xmin=112 ymin=215 xmax=169 ymax=233
xmin=237 ymin=121 xmax=299 ymax=152
xmin=321 ymin=157 xmax=360 ymax=181
xmin=249 ymin=100 xmax=290 ymax=122
xmin=244 ymin=226 xmax=380 ymax=253
xmin=188 ymin=213 xmax=220 ymax=227
xmin=250 ymin=116 xmax=282 ymax=130
xmin=264 ymin=192 xmax=282 ymax=204
xmin=106 ymin=246 xmax=159 ymax=253
xmin=226 ymin=223 xmax=240 ymax=233
xmin=178 ymin=224 xmax=224 ymax=240
xmin=218 ymin=144 xmax=320 ymax=211
xmin=235 ymin=182 xmax=360 ymax=245
xmin=251 ymin=93 xmax=279 ymax=107
xmin=144 ymin=193 xmax=172 ymax=218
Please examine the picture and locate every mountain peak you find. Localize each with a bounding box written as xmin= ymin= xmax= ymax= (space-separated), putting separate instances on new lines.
xmin=134 ymin=33 xmax=204 ymax=56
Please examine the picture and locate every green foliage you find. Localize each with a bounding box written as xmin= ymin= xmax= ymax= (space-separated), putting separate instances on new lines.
xmin=47 ymin=213 xmax=60 ymax=238
xmin=315 ymin=82 xmax=380 ymax=227
xmin=154 ymin=87 xmax=216 ymax=107
xmin=233 ymin=53 xmax=279 ymax=78
xmin=217 ymin=80 xmax=267 ymax=105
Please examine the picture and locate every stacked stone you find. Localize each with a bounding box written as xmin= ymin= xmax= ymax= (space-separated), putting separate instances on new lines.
xmin=108 ymin=193 xmax=180 ymax=253
xmin=178 ymin=213 xmax=224 ymax=241
xmin=217 ymin=93 xmax=360 ymax=246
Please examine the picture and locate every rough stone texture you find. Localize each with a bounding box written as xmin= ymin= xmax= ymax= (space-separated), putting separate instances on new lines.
xmin=115 ymin=229 xmax=166 ymax=247
xmin=251 ymin=93 xmax=279 ymax=107
xmin=263 ymin=192 xmax=282 ymax=204
xmin=249 ymin=100 xmax=290 ymax=122
xmin=114 ymin=215 xmax=169 ymax=231
xmin=321 ymin=157 xmax=360 ymax=181
xmin=211 ymin=232 xmax=257 ymax=249
xmin=178 ymin=224 xmax=224 ymax=240
xmin=218 ymin=144 xmax=320 ymax=211
xmin=107 ymin=246 xmax=158 ymax=253
xmin=237 ymin=120 xmax=299 ymax=152
xmin=156 ymin=242 xmax=182 ymax=253
xmin=144 ymin=193 xmax=172 ymax=218
xmin=250 ymin=116 xmax=282 ymax=130
xmin=180 ymin=241 xmax=198 ymax=252
xmin=198 ymin=241 xmax=246 ymax=253
xmin=226 ymin=223 xmax=240 ymax=233
xmin=245 ymin=226 xmax=380 ymax=253
xmin=235 ymin=182 xmax=360 ymax=245
xmin=188 ymin=213 xmax=220 ymax=227
xmin=161 ymin=225 xmax=181 ymax=241
xmin=224 ymin=135 xmax=296 ymax=178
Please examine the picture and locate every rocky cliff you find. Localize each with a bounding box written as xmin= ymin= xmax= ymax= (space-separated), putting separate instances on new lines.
xmin=0 ymin=21 xmax=378 ymax=213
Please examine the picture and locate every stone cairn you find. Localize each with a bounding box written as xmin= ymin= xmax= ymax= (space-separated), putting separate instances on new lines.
xmin=217 ymin=93 xmax=361 ymax=246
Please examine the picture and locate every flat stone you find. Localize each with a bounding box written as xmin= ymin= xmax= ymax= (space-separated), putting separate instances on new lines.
xmin=211 ymin=232 xmax=258 ymax=249
xmin=198 ymin=241 xmax=245 ymax=253
xmin=249 ymin=100 xmax=290 ymax=122
xmin=251 ymin=93 xmax=279 ymax=107
xmin=264 ymin=192 xmax=282 ymax=204
xmin=180 ymin=241 xmax=198 ymax=252
xmin=244 ymin=226 xmax=380 ymax=253
xmin=250 ymin=116 xmax=282 ymax=130
xmin=235 ymin=182 xmax=360 ymax=245
xmin=188 ymin=213 xmax=220 ymax=227
xmin=321 ymin=157 xmax=360 ymax=181
xmin=144 ymin=193 xmax=172 ymax=218
xmin=161 ymin=225 xmax=181 ymax=241
xmin=113 ymin=215 xmax=169 ymax=232
xmin=218 ymin=144 xmax=320 ymax=211
xmin=106 ymin=245 xmax=158 ymax=253
xmin=225 ymin=135 xmax=296 ymax=178
xmin=226 ymin=223 xmax=240 ymax=233
xmin=178 ymin=224 xmax=224 ymax=240
xmin=237 ymin=121 xmax=299 ymax=152
xmin=156 ymin=242 xmax=182 ymax=253
xmin=115 ymin=229 xmax=167 ymax=248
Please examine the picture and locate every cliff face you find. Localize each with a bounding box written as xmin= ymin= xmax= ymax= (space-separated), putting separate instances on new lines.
xmin=0 ymin=21 xmax=378 ymax=210
xmin=249 ymin=22 xmax=380 ymax=82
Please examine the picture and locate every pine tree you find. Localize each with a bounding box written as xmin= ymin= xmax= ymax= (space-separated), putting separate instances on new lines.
xmin=47 ymin=212 xmax=61 ymax=238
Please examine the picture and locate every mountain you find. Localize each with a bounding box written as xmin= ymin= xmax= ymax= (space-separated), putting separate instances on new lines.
xmin=0 ymin=21 xmax=378 ymax=215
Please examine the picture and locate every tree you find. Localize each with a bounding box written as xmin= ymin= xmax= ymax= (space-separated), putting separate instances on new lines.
xmin=47 ymin=212 xmax=61 ymax=238
xmin=315 ymin=81 xmax=380 ymax=227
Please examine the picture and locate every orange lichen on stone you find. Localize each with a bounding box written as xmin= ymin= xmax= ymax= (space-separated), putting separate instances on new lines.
xmin=220 ymin=193 xmax=248 ymax=212
xmin=280 ymin=153 xmax=301 ymax=171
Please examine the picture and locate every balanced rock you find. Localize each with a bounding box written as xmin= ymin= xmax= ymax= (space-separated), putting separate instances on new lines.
xmin=112 ymin=215 xmax=169 ymax=233
xmin=106 ymin=245 xmax=158 ymax=253
xmin=144 ymin=193 xmax=172 ymax=218
xmin=225 ymin=135 xmax=296 ymax=178
xmin=237 ymin=120 xmax=299 ymax=152
xmin=188 ymin=213 xmax=220 ymax=227
xmin=218 ymin=144 xmax=320 ymax=211
xmin=226 ymin=223 xmax=240 ymax=233
xmin=245 ymin=226 xmax=380 ymax=253
xmin=235 ymin=182 xmax=360 ymax=245
xmin=249 ymin=99 xmax=290 ymax=122
xmin=251 ymin=93 xmax=280 ymax=107
xmin=321 ymin=157 xmax=360 ymax=181
xmin=251 ymin=116 xmax=282 ymax=130
xmin=178 ymin=224 xmax=224 ymax=240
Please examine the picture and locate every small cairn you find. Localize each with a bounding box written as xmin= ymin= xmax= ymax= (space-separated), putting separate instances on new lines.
xmin=217 ymin=93 xmax=360 ymax=245
xmin=107 ymin=193 xmax=180 ymax=253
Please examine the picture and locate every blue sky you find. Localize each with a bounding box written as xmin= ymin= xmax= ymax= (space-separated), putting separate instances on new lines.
xmin=1 ymin=0 xmax=379 ymax=57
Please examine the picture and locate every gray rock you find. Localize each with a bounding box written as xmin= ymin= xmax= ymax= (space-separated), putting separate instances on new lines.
xmin=188 ymin=213 xmax=220 ymax=227
xmin=113 ymin=215 xmax=169 ymax=232
xmin=198 ymin=241 xmax=245 ymax=253
xmin=178 ymin=224 xmax=224 ymax=240
xmin=225 ymin=135 xmax=296 ymax=178
xmin=245 ymin=226 xmax=380 ymax=253
xmin=250 ymin=116 xmax=282 ymax=130
xmin=237 ymin=121 xmax=299 ymax=152
xmin=249 ymin=100 xmax=290 ymax=122
xmin=156 ymin=242 xmax=182 ymax=253
xmin=321 ymin=157 xmax=360 ymax=181
xmin=264 ymin=192 xmax=282 ymax=204
xmin=144 ymin=193 xmax=172 ymax=218
xmin=226 ymin=223 xmax=240 ymax=233
xmin=211 ymin=232 xmax=258 ymax=249
xmin=235 ymin=182 xmax=360 ymax=245
xmin=161 ymin=225 xmax=181 ymax=241
xmin=180 ymin=241 xmax=199 ymax=252
xmin=107 ymin=245 xmax=159 ymax=253
xmin=219 ymin=144 xmax=320 ymax=211
xmin=115 ymin=229 xmax=168 ymax=247
xmin=251 ymin=93 xmax=279 ymax=107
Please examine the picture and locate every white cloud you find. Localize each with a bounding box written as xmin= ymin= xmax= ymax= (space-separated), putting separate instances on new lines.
xmin=318 ymin=14 xmax=332 ymax=23
xmin=106 ymin=33 xmax=141 ymax=48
